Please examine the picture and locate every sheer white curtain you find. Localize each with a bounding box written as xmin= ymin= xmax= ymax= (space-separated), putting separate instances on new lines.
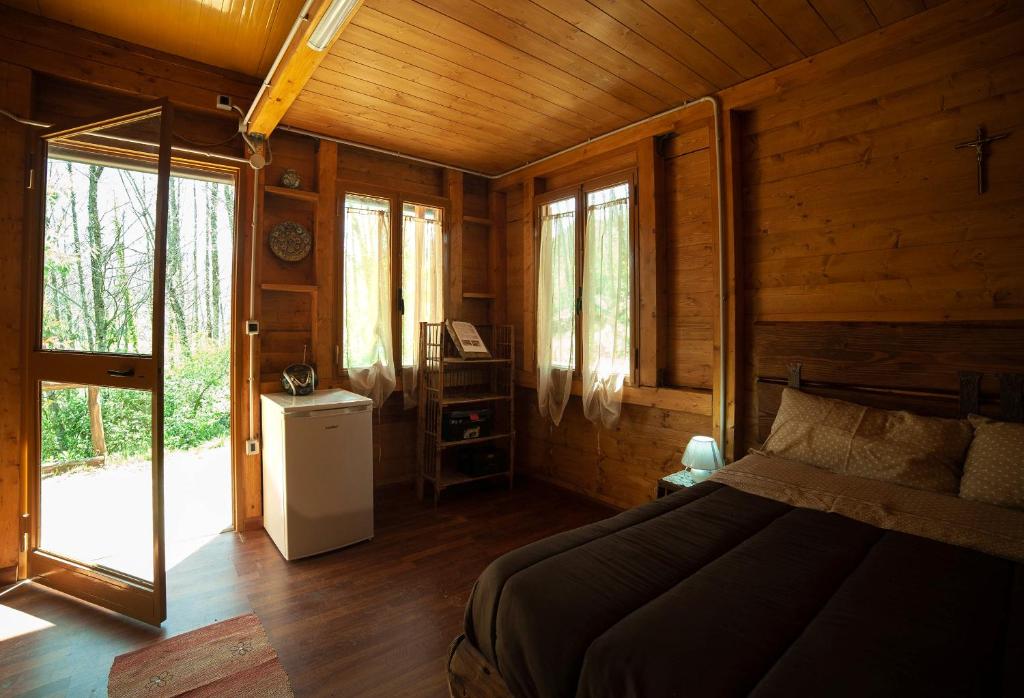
xmin=581 ymin=183 xmax=631 ymax=428
xmin=344 ymin=194 xmax=395 ymax=407
xmin=536 ymin=197 xmax=576 ymax=426
xmin=401 ymin=204 xmax=443 ymax=409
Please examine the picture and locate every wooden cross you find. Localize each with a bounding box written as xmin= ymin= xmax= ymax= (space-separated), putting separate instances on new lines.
xmin=955 ymin=126 xmax=1009 ymax=194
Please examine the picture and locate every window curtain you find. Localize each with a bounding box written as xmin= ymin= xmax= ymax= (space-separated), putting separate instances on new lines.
xmin=581 ymin=184 xmax=631 ymax=429
xmin=401 ymin=207 xmax=443 ymax=409
xmin=536 ymin=198 xmax=575 ymax=426
xmin=344 ymin=195 xmax=395 ymax=407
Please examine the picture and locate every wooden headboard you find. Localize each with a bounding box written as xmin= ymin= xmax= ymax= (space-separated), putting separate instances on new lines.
xmin=754 ymin=322 xmax=1024 ymax=443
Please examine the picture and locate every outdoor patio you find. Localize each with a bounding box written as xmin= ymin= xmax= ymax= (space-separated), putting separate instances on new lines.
xmin=40 ymin=441 xmax=232 ymax=580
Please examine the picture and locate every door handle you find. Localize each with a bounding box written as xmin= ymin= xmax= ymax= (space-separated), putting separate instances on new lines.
xmin=107 ymin=367 xmax=135 ymax=378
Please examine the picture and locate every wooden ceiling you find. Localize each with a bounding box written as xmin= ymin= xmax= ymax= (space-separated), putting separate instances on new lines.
xmin=283 ymin=0 xmax=948 ymax=174
xmin=3 ymin=0 xmax=306 ymax=77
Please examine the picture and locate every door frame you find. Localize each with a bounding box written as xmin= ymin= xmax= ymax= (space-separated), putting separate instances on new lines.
xmin=22 ymin=102 xmax=173 ymax=625
xmin=18 ymin=100 xmax=249 ymax=625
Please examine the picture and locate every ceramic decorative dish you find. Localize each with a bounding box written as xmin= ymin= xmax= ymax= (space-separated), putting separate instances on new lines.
xmin=268 ymin=221 xmax=312 ymax=262
xmin=280 ymin=168 xmax=302 ymax=189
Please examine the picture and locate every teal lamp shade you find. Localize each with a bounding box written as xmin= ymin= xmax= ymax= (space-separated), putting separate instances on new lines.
xmin=681 ymin=436 xmax=724 ymax=483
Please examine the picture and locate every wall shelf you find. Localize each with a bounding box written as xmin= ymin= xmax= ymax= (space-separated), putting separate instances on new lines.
xmin=463 ymin=291 xmax=495 ymax=299
xmin=442 ymin=357 xmax=511 ymax=365
xmin=261 ymin=283 xmax=318 ymax=293
xmin=438 ymin=393 xmax=512 ymax=406
xmin=463 ymin=215 xmax=492 ymax=226
xmin=265 ymin=185 xmax=319 ymax=204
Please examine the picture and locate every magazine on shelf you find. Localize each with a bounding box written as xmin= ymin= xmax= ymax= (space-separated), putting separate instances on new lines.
xmin=446 ymin=320 xmax=491 ymax=359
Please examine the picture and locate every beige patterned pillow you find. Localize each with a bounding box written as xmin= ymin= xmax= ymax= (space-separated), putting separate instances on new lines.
xmin=959 ymin=415 xmax=1024 ymax=510
xmin=760 ymin=388 xmax=973 ymax=494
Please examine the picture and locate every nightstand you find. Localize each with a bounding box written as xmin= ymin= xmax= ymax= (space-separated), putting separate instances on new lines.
xmin=656 ymin=469 xmax=696 ymax=498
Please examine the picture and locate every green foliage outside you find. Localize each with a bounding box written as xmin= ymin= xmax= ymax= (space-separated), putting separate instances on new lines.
xmin=40 ymin=160 xmax=234 ymax=469
xmin=41 ymin=345 xmax=231 ymax=465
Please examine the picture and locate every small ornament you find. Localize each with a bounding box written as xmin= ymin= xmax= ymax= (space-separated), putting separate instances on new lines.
xmin=279 ymin=168 xmax=302 ymax=189
xmin=269 ymin=221 xmax=312 ymax=262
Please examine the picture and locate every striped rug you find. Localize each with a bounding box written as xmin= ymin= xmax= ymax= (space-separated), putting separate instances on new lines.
xmin=108 ymin=613 xmax=294 ymax=697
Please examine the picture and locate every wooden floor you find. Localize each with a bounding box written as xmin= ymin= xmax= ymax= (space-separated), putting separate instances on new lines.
xmin=0 ymin=480 xmax=614 ymax=697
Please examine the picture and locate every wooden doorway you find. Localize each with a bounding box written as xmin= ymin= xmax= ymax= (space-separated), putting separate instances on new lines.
xmin=24 ymin=104 xmax=174 ymax=625
xmin=22 ymin=102 xmax=244 ymax=626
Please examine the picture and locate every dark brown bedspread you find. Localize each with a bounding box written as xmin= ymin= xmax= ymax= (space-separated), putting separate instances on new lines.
xmin=464 ymin=481 xmax=1023 ymax=698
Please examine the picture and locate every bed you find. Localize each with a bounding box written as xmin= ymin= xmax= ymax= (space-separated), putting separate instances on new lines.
xmin=448 ymin=322 xmax=1024 ymax=698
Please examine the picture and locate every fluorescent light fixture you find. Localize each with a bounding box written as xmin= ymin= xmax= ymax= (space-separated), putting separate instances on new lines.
xmin=307 ymin=0 xmax=360 ymax=51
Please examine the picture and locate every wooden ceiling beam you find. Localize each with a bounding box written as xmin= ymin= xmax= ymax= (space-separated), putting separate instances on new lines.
xmin=247 ymin=0 xmax=364 ymax=138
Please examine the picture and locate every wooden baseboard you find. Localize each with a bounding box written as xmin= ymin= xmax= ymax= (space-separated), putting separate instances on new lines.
xmin=241 ymin=516 xmax=264 ymax=532
xmin=518 ymin=472 xmax=624 ymax=513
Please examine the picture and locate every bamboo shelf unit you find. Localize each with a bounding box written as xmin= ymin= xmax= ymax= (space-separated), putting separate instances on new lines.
xmin=417 ymin=323 xmax=515 ymax=503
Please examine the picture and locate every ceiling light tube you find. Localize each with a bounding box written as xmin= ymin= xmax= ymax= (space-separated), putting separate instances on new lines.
xmin=307 ymin=0 xmax=360 ymax=51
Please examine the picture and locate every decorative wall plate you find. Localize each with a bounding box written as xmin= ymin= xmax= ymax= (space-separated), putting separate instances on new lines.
xmin=269 ymin=221 xmax=312 ymax=262
xmin=280 ymin=168 xmax=302 ymax=189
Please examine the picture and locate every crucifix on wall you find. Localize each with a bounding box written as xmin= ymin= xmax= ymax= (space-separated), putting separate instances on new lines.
xmin=955 ymin=126 xmax=1010 ymax=194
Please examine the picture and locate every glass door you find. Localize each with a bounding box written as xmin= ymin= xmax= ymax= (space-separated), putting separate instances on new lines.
xmin=25 ymin=104 xmax=173 ymax=625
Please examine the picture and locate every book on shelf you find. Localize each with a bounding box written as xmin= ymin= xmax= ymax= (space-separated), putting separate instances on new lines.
xmin=446 ymin=320 xmax=491 ymax=359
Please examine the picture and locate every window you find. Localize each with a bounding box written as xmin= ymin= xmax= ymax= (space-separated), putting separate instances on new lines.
xmin=537 ymin=196 xmax=577 ymax=371
xmin=341 ymin=192 xmax=445 ymax=408
xmin=343 ymin=193 xmax=392 ymax=369
xmin=582 ymin=182 xmax=632 ymax=382
xmin=400 ymin=202 xmax=443 ymax=407
xmin=536 ymin=175 xmax=635 ymax=427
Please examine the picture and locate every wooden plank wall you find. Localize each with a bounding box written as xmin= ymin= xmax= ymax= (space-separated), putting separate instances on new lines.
xmin=662 ymin=123 xmax=715 ymax=390
xmin=0 ymin=5 xmax=256 ymax=116
xmin=504 ymin=128 xmax=716 ymax=510
xmin=0 ymin=61 xmax=31 ymax=583
xmin=517 ymin=392 xmax=711 ymax=510
xmin=504 ymin=0 xmax=1024 ymax=508
xmin=252 ymin=138 xmax=497 ymax=511
xmin=727 ymin=0 xmax=1024 ymax=450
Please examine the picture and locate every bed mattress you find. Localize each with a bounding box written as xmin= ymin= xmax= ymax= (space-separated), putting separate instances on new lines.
xmin=463 ymin=455 xmax=1024 ymax=698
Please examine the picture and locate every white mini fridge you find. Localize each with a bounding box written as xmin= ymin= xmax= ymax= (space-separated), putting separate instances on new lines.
xmin=261 ymin=390 xmax=374 ymax=560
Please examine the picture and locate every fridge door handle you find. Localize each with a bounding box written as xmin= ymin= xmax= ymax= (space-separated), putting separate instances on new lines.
xmin=293 ymin=406 xmax=370 ymax=418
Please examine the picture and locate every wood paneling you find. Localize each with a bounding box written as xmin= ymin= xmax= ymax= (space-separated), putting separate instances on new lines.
xmin=285 ymin=0 xmax=946 ymax=174
xmin=0 ymin=61 xmax=30 ymax=583
xmin=252 ymin=134 xmax=496 ymax=498
xmin=503 ymin=114 xmax=720 ymax=505
xmin=730 ymin=0 xmax=1024 ymax=449
xmin=662 ymin=125 xmax=715 ymax=391
xmin=0 ymin=6 xmax=258 ymax=115
xmin=3 ymin=0 xmax=304 ymax=77
xmin=446 ymin=169 xmax=464 ymax=318
xmin=338 ymin=145 xmax=444 ymax=198
xmin=503 ymin=0 xmax=1019 ymax=502
xmin=517 ymin=390 xmax=711 ymax=510
xmin=753 ymin=321 xmax=1024 ymax=440
xmin=502 ymin=115 xmax=720 ymax=509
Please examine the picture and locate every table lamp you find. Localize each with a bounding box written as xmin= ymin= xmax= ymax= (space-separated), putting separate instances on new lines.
xmin=681 ymin=436 xmax=724 ymax=483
